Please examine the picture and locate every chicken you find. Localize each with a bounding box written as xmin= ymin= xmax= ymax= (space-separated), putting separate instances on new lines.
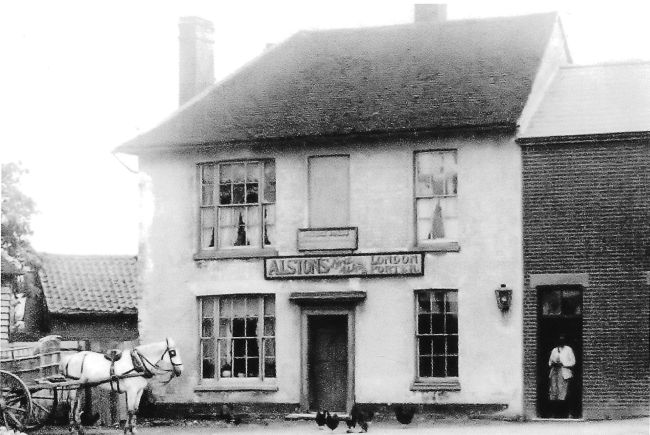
xmin=315 ymin=411 xmax=327 ymax=430
xmin=394 ymin=404 xmax=417 ymax=426
xmin=346 ymin=404 xmax=374 ymax=433
xmin=325 ymin=412 xmax=340 ymax=431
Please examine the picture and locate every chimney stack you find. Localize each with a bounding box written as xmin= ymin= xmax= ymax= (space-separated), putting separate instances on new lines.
xmin=414 ymin=4 xmax=447 ymax=24
xmin=178 ymin=16 xmax=215 ymax=106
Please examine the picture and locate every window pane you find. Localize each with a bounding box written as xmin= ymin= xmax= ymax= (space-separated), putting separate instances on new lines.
xmin=219 ymin=184 xmax=232 ymax=205
xmin=201 ymin=165 xmax=214 ymax=183
xmin=201 ymin=208 xmax=215 ymax=228
xmin=264 ymin=317 xmax=275 ymax=336
xmin=202 ymin=340 xmax=215 ymax=360
xmin=265 ymin=358 xmax=276 ymax=378
xmin=264 ymin=339 xmax=275 ymax=357
xmin=264 ymin=295 xmax=275 ymax=316
xmin=232 ymin=297 xmax=245 ymax=317
xmin=233 ymin=358 xmax=245 ymax=377
xmin=247 ymin=358 xmax=259 ymax=377
xmin=246 ymin=163 xmax=261 ymax=183
xmin=447 ymin=356 xmax=459 ymax=377
xmin=202 ymin=299 xmax=214 ymax=318
xmin=419 ymin=357 xmax=432 ymax=377
xmin=431 ymin=314 xmax=444 ymax=333
xmin=432 ymin=336 xmax=445 ymax=355
xmin=202 ymin=185 xmax=214 ymax=206
xmin=233 ymin=338 xmax=246 ymax=355
xmin=202 ymin=318 xmax=213 ymax=338
xmin=233 ymin=184 xmax=245 ymax=204
xmin=219 ymin=298 xmax=231 ymax=317
xmin=220 ymin=164 xmax=232 ymax=183
xmin=447 ymin=335 xmax=458 ymax=355
xmin=219 ymin=318 xmax=231 ymax=337
xmin=264 ymin=161 xmax=276 ymax=203
xmin=417 ymin=314 xmax=431 ymax=334
xmin=562 ymin=289 xmax=582 ymax=315
xmin=542 ymin=290 xmax=562 ymax=315
xmin=432 ymin=356 xmax=446 ymax=377
xmin=432 ymin=292 xmax=445 ymax=313
xmin=232 ymin=164 xmax=245 ymax=183
xmin=245 ymin=318 xmax=258 ymax=337
xmin=446 ymin=314 xmax=458 ymax=334
xmin=232 ymin=319 xmax=246 ymax=337
xmin=246 ymin=338 xmax=259 ymax=357
xmin=202 ymin=358 xmax=215 ymax=378
xmin=417 ymin=292 xmax=430 ymax=313
xmin=263 ymin=205 xmax=275 ymax=246
xmin=446 ymin=291 xmax=458 ymax=313
xmin=201 ymin=228 xmax=215 ymax=249
xmin=246 ymin=183 xmax=259 ymax=203
xmin=419 ymin=338 xmax=432 ymax=356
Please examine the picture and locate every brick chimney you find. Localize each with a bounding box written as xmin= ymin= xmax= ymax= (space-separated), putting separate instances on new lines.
xmin=178 ymin=17 xmax=215 ymax=106
xmin=414 ymin=4 xmax=447 ymax=23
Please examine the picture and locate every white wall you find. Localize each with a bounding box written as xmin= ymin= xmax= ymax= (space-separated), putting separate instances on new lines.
xmin=138 ymin=133 xmax=524 ymax=412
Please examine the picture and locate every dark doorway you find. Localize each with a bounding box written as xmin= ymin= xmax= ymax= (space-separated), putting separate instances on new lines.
xmin=537 ymin=286 xmax=583 ymax=418
xmin=308 ymin=315 xmax=348 ymax=411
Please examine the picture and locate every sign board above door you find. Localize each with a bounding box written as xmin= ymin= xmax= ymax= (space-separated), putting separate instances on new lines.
xmin=265 ymin=252 xmax=424 ymax=280
xmin=297 ymin=227 xmax=358 ymax=251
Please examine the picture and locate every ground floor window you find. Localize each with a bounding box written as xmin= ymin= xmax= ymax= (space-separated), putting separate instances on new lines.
xmin=416 ymin=289 xmax=458 ymax=378
xmin=199 ymin=295 xmax=275 ymax=380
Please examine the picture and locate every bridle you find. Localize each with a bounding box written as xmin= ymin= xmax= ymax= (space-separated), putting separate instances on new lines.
xmin=133 ymin=338 xmax=182 ymax=380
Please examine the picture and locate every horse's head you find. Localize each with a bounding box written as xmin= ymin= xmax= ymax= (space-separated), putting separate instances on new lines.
xmin=163 ymin=337 xmax=183 ymax=377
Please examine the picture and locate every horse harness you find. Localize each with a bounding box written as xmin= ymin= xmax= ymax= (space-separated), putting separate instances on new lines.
xmin=63 ymin=339 xmax=179 ymax=393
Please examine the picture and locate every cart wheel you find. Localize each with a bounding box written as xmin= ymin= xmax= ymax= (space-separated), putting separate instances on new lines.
xmin=25 ymin=387 xmax=57 ymax=430
xmin=0 ymin=369 xmax=33 ymax=431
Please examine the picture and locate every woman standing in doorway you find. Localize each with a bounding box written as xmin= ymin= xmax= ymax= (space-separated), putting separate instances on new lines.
xmin=548 ymin=334 xmax=576 ymax=418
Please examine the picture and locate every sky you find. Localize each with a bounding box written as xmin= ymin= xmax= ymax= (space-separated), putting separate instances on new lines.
xmin=1 ymin=0 xmax=649 ymax=255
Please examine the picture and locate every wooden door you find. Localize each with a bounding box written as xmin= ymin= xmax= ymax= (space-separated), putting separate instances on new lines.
xmin=308 ymin=315 xmax=348 ymax=411
xmin=537 ymin=286 xmax=583 ymax=418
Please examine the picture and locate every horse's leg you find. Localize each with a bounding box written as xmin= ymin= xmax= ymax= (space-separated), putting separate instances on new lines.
xmin=123 ymin=392 xmax=131 ymax=435
xmin=69 ymin=388 xmax=85 ymax=435
xmin=129 ymin=388 xmax=145 ymax=434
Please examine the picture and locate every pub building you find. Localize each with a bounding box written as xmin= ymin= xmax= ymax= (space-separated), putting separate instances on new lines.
xmin=117 ymin=7 xmax=570 ymax=417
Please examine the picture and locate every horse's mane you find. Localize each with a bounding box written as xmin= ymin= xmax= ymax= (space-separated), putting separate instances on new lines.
xmin=135 ymin=338 xmax=173 ymax=358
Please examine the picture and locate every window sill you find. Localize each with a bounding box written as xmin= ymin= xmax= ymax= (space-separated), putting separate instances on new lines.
xmin=194 ymin=380 xmax=279 ymax=392
xmin=194 ymin=248 xmax=278 ymax=261
xmin=414 ymin=241 xmax=460 ymax=253
xmin=410 ymin=378 xmax=460 ymax=391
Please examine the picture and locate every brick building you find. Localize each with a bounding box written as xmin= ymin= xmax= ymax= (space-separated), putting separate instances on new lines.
xmin=117 ymin=7 xmax=569 ymax=416
xmin=517 ymin=62 xmax=650 ymax=419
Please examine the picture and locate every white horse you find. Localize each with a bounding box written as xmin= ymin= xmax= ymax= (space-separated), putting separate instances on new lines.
xmin=60 ymin=338 xmax=183 ymax=434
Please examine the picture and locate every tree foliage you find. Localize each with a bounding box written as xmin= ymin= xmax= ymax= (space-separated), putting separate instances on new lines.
xmin=2 ymin=162 xmax=36 ymax=263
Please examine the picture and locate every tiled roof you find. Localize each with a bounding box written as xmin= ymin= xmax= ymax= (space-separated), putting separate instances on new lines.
xmin=519 ymin=62 xmax=650 ymax=140
xmin=38 ymin=254 xmax=138 ymax=315
xmin=118 ymin=12 xmax=560 ymax=153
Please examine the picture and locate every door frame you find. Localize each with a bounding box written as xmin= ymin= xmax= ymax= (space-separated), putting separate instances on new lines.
xmin=300 ymin=306 xmax=355 ymax=412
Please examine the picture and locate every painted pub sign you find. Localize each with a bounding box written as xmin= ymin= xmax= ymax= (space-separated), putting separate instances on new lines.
xmin=264 ymin=252 xmax=424 ymax=280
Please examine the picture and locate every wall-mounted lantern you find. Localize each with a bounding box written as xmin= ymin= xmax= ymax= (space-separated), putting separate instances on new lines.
xmin=495 ymin=284 xmax=512 ymax=312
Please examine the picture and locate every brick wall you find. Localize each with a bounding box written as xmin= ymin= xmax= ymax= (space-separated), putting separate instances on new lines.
xmin=521 ymin=140 xmax=650 ymax=419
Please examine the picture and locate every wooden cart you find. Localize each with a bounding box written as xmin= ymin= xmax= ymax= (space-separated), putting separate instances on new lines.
xmin=0 ymin=335 xmax=82 ymax=432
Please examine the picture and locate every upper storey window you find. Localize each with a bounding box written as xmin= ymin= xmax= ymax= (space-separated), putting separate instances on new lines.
xmin=199 ymin=160 xmax=276 ymax=252
xmin=415 ymin=151 xmax=458 ymax=246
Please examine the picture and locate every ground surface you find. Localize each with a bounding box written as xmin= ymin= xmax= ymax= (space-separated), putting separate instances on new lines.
xmin=33 ymin=417 xmax=649 ymax=435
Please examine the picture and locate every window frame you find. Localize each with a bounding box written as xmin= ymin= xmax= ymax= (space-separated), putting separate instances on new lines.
xmin=413 ymin=150 xmax=460 ymax=252
xmin=196 ymin=294 xmax=278 ymax=392
xmin=195 ymin=159 xmax=277 ymax=259
xmin=412 ymin=289 xmax=460 ymax=391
